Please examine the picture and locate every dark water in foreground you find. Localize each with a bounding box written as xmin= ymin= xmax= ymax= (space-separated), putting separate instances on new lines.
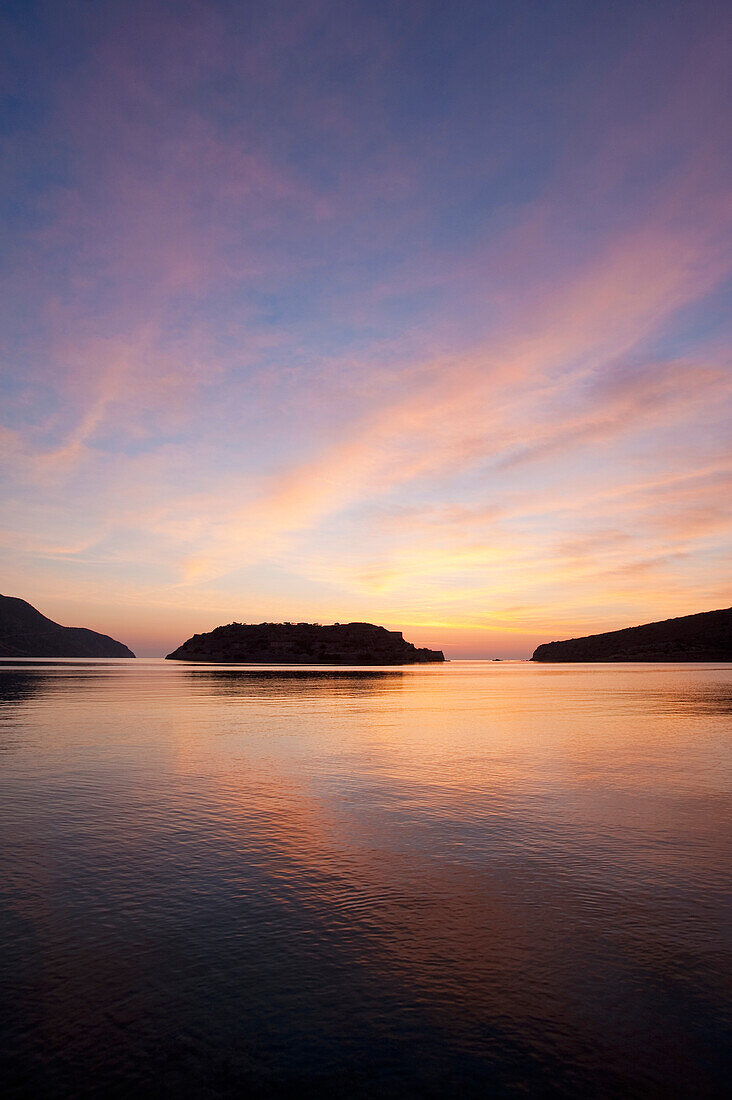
xmin=0 ymin=659 xmax=730 ymax=1098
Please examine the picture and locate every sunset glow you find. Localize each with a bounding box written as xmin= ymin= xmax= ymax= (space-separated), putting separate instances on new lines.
xmin=2 ymin=0 xmax=730 ymax=656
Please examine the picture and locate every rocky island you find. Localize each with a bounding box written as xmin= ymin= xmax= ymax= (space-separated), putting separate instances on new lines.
xmin=531 ymin=607 xmax=732 ymax=662
xmin=166 ymin=621 xmax=445 ymax=664
xmin=0 ymin=594 xmax=135 ymax=657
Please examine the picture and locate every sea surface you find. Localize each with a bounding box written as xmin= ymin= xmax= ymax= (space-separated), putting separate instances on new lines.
xmin=1 ymin=658 xmax=730 ymax=1098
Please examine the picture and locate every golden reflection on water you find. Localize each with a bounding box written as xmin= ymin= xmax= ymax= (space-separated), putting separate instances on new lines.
xmin=0 ymin=660 xmax=730 ymax=1096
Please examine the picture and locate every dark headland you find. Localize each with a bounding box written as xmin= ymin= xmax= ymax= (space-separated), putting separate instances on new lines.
xmin=0 ymin=594 xmax=135 ymax=657
xmin=531 ymin=607 xmax=732 ymax=662
xmin=166 ymin=621 xmax=445 ymax=664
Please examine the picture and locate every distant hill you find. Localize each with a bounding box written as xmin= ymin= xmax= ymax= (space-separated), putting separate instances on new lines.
xmin=531 ymin=607 xmax=732 ymax=662
xmin=0 ymin=594 xmax=135 ymax=658
xmin=166 ymin=621 xmax=444 ymax=664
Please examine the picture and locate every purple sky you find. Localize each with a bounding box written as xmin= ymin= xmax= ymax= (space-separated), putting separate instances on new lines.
xmin=1 ymin=0 xmax=730 ymax=657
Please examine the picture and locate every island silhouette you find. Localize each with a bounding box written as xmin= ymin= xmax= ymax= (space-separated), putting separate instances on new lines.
xmin=166 ymin=621 xmax=445 ymax=664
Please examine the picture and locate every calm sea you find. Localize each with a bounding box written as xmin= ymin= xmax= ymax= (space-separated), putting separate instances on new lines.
xmin=1 ymin=659 xmax=730 ymax=1097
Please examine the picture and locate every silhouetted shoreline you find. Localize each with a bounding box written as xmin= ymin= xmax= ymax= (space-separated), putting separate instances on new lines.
xmin=532 ymin=607 xmax=731 ymax=662
xmin=0 ymin=594 xmax=134 ymax=658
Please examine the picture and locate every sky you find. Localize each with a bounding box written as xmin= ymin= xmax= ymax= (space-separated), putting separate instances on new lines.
xmin=1 ymin=0 xmax=730 ymax=658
